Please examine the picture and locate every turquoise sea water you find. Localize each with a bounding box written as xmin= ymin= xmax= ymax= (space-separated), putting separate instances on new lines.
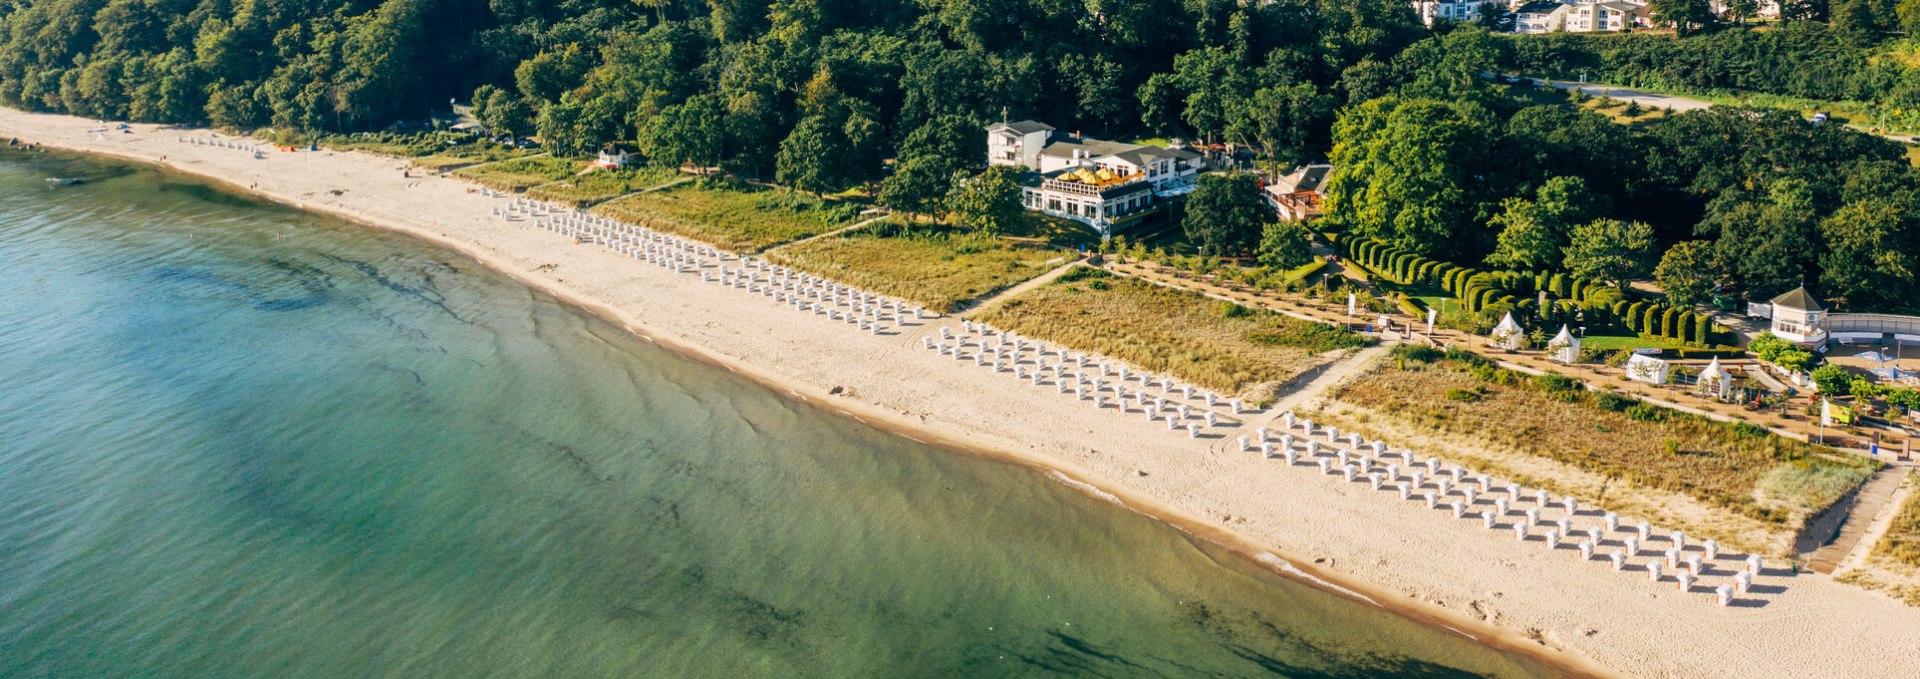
xmin=0 ymin=150 xmax=1565 ymax=678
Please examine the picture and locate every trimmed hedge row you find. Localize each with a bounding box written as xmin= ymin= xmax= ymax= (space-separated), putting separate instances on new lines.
xmin=1345 ymin=237 xmax=1726 ymax=346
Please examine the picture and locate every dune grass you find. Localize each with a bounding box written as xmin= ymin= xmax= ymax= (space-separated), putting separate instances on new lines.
xmin=453 ymin=155 xmax=583 ymax=192
xmin=1326 ymin=346 xmax=1877 ymax=528
xmin=412 ymin=144 xmax=539 ymax=170
xmin=764 ymin=221 xmax=1064 ymax=313
xmin=974 ymin=269 xmax=1367 ymax=400
xmin=1876 ymin=487 xmax=1920 ymax=569
xmin=592 ymin=178 xmax=865 ymax=253
xmin=525 ymin=166 xmax=684 ymax=207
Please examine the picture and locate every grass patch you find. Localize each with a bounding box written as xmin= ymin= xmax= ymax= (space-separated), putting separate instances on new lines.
xmin=593 ymin=177 xmax=865 ymax=252
xmin=1001 ymin=213 xmax=1105 ymax=249
xmin=764 ymin=220 xmax=1063 ymax=313
xmin=1875 ymin=486 xmax=1920 ymax=569
xmin=453 ymin=155 xmax=584 ymax=192
xmin=525 ymin=166 xmax=684 ymax=207
xmin=411 ymin=143 xmax=540 ymax=170
xmin=1330 ymin=349 xmax=1878 ymax=527
xmin=975 ymin=269 xmax=1368 ymax=400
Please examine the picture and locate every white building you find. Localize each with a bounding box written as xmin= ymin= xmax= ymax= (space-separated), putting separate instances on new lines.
xmin=986 ymin=120 xmax=1205 ymax=236
xmin=595 ymin=144 xmax=631 ymax=170
xmin=1513 ymin=0 xmax=1647 ymax=33
xmin=1414 ymin=0 xmax=1496 ymax=25
xmin=1767 ymin=286 xmax=1829 ymax=347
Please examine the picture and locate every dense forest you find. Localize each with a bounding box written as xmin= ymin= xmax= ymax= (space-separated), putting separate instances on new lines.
xmin=1 ymin=0 xmax=1916 ymax=312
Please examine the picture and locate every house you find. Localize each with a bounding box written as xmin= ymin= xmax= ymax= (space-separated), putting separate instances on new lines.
xmin=1513 ymin=0 xmax=1647 ymax=33
xmin=1767 ymin=286 xmax=1829 ymax=347
xmin=1414 ymin=0 xmax=1496 ymax=25
xmin=1512 ymin=1 xmax=1570 ymax=32
xmin=985 ymin=121 xmax=1206 ymax=236
xmin=1263 ymin=163 xmax=1332 ymax=222
xmin=595 ymin=144 xmax=632 ymax=170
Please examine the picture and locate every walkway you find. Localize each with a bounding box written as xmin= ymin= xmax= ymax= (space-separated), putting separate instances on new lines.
xmin=1518 ymin=76 xmax=1918 ymax=143
xmin=960 ymin=256 xmax=1086 ymax=315
xmin=1807 ymin=466 xmax=1915 ymax=573
xmin=765 ymin=213 xmax=892 ymax=251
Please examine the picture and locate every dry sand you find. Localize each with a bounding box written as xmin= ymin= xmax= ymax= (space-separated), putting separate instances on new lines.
xmin=8 ymin=109 xmax=1919 ymax=679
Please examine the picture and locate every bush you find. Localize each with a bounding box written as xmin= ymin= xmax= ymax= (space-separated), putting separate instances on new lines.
xmin=1592 ymin=391 xmax=1636 ymax=412
xmin=1810 ymin=364 xmax=1852 ymax=396
xmin=1532 ymin=372 xmax=1583 ymax=393
xmin=1218 ymin=301 xmax=1254 ymax=318
xmin=1445 ymin=387 xmax=1482 ymax=402
xmin=1626 ymin=403 xmax=1667 ymax=422
xmin=1393 ymin=344 xmax=1446 ymax=363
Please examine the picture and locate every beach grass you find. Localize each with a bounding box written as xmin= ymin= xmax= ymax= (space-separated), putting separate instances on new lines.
xmin=1875 ymin=485 xmax=1920 ymax=569
xmin=592 ymin=178 xmax=865 ymax=253
xmin=453 ymin=155 xmax=584 ymax=192
xmin=411 ymin=144 xmax=540 ymax=170
xmin=764 ymin=220 xmax=1066 ymax=313
xmin=525 ymin=166 xmax=684 ymax=207
xmin=974 ymin=268 xmax=1367 ymax=400
xmin=1321 ymin=347 xmax=1877 ymax=530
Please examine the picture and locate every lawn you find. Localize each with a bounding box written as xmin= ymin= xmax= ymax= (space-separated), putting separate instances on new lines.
xmin=1001 ymin=213 xmax=1105 ymax=249
xmin=1579 ymin=333 xmax=1693 ymax=351
xmin=592 ymin=179 xmax=865 ymax=253
xmin=974 ymin=268 xmax=1369 ymax=401
xmin=1314 ymin=346 xmax=1877 ymax=553
xmin=453 ymin=155 xmax=584 ymax=192
xmin=525 ymin=166 xmax=684 ymax=207
xmin=763 ymin=220 xmax=1066 ymax=313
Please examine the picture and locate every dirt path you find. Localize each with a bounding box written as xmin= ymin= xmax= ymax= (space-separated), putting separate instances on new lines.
xmin=763 ymin=213 xmax=891 ymax=252
xmin=960 ymin=256 xmax=1086 ymax=315
xmin=1267 ymin=342 xmax=1394 ymax=417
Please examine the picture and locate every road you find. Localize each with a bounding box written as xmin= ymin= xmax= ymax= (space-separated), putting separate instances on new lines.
xmin=1519 ymin=77 xmax=1919 ymax=144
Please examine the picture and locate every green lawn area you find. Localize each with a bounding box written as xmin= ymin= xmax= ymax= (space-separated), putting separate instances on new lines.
xmin=1579 ymin=334 xmax=1693 ymax=351
xmin=763 ymin=220 xmax=1067 ymax=313
xmin=525 ymin=166 xmax=684 ymax=207
xmin=976 ymin=268 xmax=1369 ymax=401
xmin=453 ymin=155 xmax=584 ymax=192
xmin=1001 ymin=213 xmax=1104 ymax=249
xmin=592 ymin=179 xmax=866 ymax=252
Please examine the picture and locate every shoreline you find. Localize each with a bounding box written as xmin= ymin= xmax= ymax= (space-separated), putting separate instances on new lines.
xmin=8 ymin=109 xmax=1917 ymax=678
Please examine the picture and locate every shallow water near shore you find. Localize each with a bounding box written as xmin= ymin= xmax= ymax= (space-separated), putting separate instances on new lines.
xmin=0 ymin=149 xmax=1568 ymax=678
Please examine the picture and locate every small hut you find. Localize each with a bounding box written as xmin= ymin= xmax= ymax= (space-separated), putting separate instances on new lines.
xmin=1547 ymin=324 xmax=1581 ymax=364
xmin=1491 ymin=312 xmax=1524 ymax=351
xmin=1767 ymin=286 xmax=1828 ymax=347
xmin=595 ymin=143 xmax=632 ymax=170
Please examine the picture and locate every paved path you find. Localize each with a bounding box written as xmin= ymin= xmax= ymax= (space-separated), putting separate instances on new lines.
xmin=1808 ymin=466 xmax=1915 ymax=573
xmin=1520 ymin=76 xmax=1918 ymax=143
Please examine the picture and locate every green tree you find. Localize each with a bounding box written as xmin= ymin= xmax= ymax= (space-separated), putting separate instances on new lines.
xmin=946 ymin=166 xmax=1024 ymax=235
xmin=645 ymin=93 xmax=728 ymax=173
xmin=1563 ymin=219 xmax=1656 ymax=290
xmin=879 ymin=155 xmax=957 ymax=218
xmin=1486 ymin=176 xmax=1605 ymax=270
xmin=1326 ymin=97 xmax=1497 ymax=259
xmin=1654 ymin=240 xmax=1716 ymax=309
xmin=1257 ymin=221 xmax=1313 ymax=269
xmin=473 ymin=85 xmax=534 ymax=138
xmin=1648 ymin=0 xmax=1715 ymax=35
xmin=1818 ymin=200 xmax=1919 ymax=310
xmin=1183 ymin=173 xmax=1271 ymax=256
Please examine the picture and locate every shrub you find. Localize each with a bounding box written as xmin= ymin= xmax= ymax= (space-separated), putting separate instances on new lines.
xmin=1592 ymin=391 xmax=1636 ymax=412
xmin=1218 ymin=301 xmax=1254 ymax=318
xmin=1626 ymin=403 xmax=1667 ymax=422
xmin=1810 ymin=365 xmax=1852 ymax=396
xmin=1445 ymin=387 xmax=1482 ymax=402
xmin=1533 ymin=372 xmax=1583 ymax=393
xmin=1393 ymin=344 xmax=1446 ymax=363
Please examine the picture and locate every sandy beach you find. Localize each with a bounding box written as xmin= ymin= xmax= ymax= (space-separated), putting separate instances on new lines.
xmin=8 ymin=108 xmax=1918 ymax=678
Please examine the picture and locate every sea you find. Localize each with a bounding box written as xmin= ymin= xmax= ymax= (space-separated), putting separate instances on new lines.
xmin=0 ymin=148 xmax=1566 ymax=678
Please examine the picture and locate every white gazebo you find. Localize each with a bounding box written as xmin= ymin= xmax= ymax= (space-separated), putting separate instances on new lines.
xmin=1626 ymin=353 xmax=1670 ymax=385
xmin=1696 ymin=356 xmax=1733 ymax=399
xmin=1547 ymin=324 xmax=1581 ymax=364
xmin=1767 ymin=286 xmax=1827 ymax=347
xmin=1491 ymin=312 xmax=1524 ymax=351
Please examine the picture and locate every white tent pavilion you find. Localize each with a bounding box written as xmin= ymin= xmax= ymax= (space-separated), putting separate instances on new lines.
xmin=1626 ymin=353 xmax=1670 ymax=385
xmin=1547 ymin=324 xmax=1580 ymax=364
xmin=1696 ymin=356 xmax=1733 ymax=399
xmin=1491 ymin=312 xmax=1524 ymax=351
